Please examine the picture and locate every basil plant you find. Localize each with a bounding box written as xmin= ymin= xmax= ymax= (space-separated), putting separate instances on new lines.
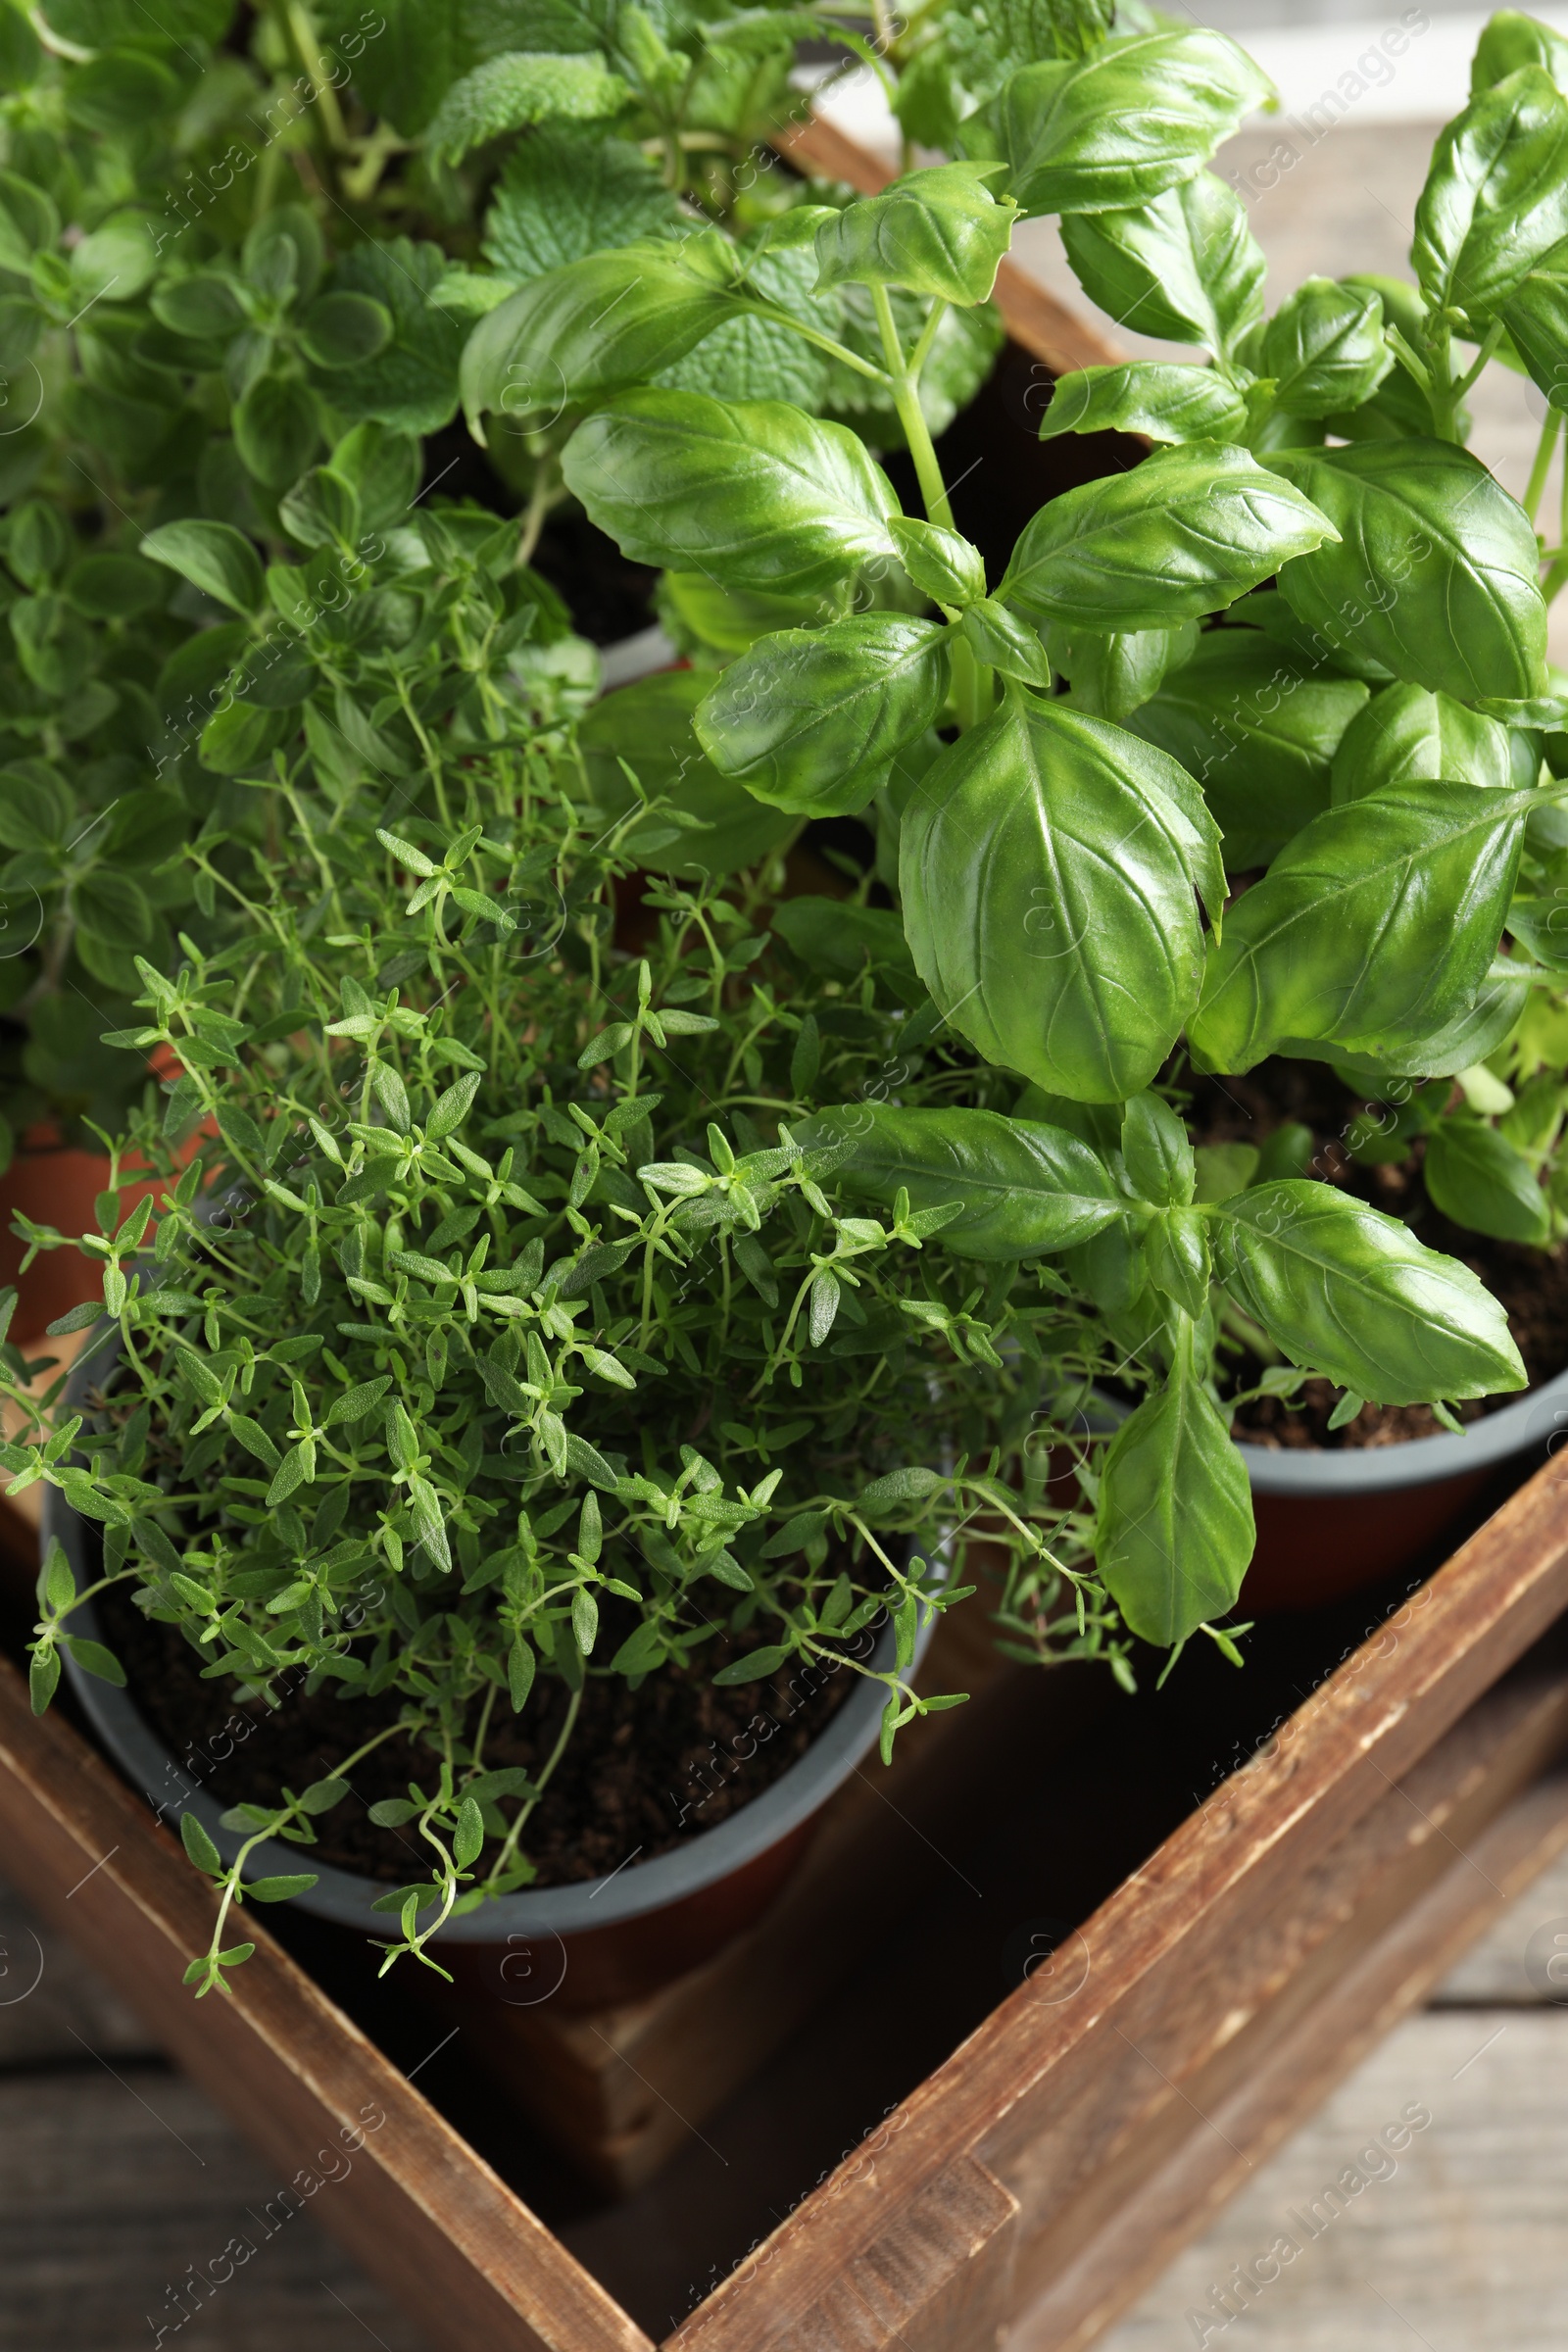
xmin=455 ymin=10 xmax=1568 ymax=1643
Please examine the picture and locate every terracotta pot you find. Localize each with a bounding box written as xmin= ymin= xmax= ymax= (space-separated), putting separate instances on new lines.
xmin=1236 ymin=1364 xmax=1568 ymax=1612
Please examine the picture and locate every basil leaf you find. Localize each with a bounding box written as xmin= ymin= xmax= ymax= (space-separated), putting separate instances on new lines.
xmin=1424 ymin=1117 xmax=1551 ymax=1246
xmin=1121 ymin=1091 xmax=1196 ymax=1206
xmin=1043 ymin=620 xmax=1184 ymax=722
xmin=1268 ymin=441 xmax=1547 ymax=703
xmin=973 ymin=31 xmax=1273 ymax=219
xmin=1471 ymin=12 xmax=1568 ymax=93
xmin=795 ymin=1102 xmax=1124 ymax=1256
xmin=1211 ymin=1181 xmax=1526 ymax=1401
xmin=1096 ymin=1371 xmax=1253 ymax=1646
xmin=900 ymin=693 xmax=1208 ymax=1102
xmin=770 ymin=899 xmax=917 ymax=989
xmin=1059 ymin=171 xmax=1265 ymax=358
xmin=813 ymin=163 xmax=1016 ymax=306
xmin=1190 ymin=784 xmax=1532 ymax=1074
xmin=1324 ymin=963 xmax=1532 ymax=1085
xmin=460 ymin=235 xmax=741 ymax=431
xmin=562 ymin=389 xmax=901 ymax=593
xmin=1040 ymin=361 xmax=1247 ymax=446
xmin=1001 ymin=442 xmax=1336 ymax=634
xmin=578 ymin=671 xmax=794 ymax=873
xmin=1499 ymin=269 xmax=1568 ymax=416
xmin=694 ymin=614 xmax=951 ymax=816
xmin=1413 ymin=65 xmax=1568 ymax=324
xmin=959 ymin=598 xmax=1054 ymax=688
xmin=1126 ymin=631 xmax=1370 ymax=869
xmin=1330 ymin=680 xmax=1521 ymax=803
xmin=889 ymin=514 xmax=987 ymax=609
xmin=1226 ymin=585 xmax=1395 ymax=683
xmin=1259 ymin=277 xmax=1393 ymax=418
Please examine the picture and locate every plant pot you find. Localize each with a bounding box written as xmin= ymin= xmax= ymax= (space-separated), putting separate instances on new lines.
xmin=0 ymin=1139 xmax=117 ymax=1344
xmin=47 ymin=1463 xmax=943 ymax=2009
xmin=1237 ymin=1364 xmax=1568 ymax=1613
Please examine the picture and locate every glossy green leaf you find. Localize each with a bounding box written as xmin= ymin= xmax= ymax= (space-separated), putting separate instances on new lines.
xmin=1001 ymin=442 xmax=1337 ymax=634
xmin=1330 ymin=680 xmax=1520 ymax=802
xmin=1058 ymin=170 xmax=1265 ymax=357
xmin=1269 ymin=441 xmax=1547 ymax=703
xmin=1126 ymin=630 xmax=1370 ymax=869
xmin=563 ymin=389 xmax=901 ymax=594
xmin=1040 ymin=362 xmax=1247 ymax=445
xmin=1189 ymin=783 xmax=1533 ymax=1073
xmin=770 ymin=899 xmax=918 ymax=989
xmin=1472 ymin=10 xmax=1568 ymax=94
xmin=813 ymin=164 xmax=1016 ymax=306
xmin=959 ymin=598 xmax=1054 ymax=687
xmin=1499 ymin=269 xmax=1568 ymax=412
xmin=1259 ymin=277 xmax=1393 ymax=418
xmin=1324 ymin=963 xmax=1533 ymax=1085
xmin=694 ymin=614 xmax=950 ymax=817
xmin=1425 ymin=1116 xmax=1550 ymax=1245
xmin=900 ymin=693 xmax=1214 ymax=1102
xmin=1211 ymin=1181 xmax=1526 ymax=1401
xmin=973 ymin=31 xmax=1273 ymax=218
xmin=1121 ymin=1091 xmax=1196 ymax=1206
xmin=889 ymin=514 xmax=987 ymax=609
xmin=795 ymin=1102 xmax=1123 ymax=1256
xmin=1096 ymin=1371 xmax=1252 ymax=1645
xmin=1413 ymin=65 xmax=1568 ymax=322
xmin=1042 ymin=619 xmax=1183 ymax=722
xmin=139 ymin=519 xmax=263 ymax=616
xmin=1141 ymin=1205 xmax=1211 ymax=1314
xmin=461 ymin=236 xmax=741 ymax=431
xmin=1226 ymin=586 xmax=1394 ymax=683
xmin=577 ymin=671 xmax=794 ymax=873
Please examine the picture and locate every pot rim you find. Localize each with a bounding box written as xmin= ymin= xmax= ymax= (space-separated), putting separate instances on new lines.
xmin=1234 ymin=1359 xmax=1568 ymax=1494
xmin=47 ymin=1326 xmax=944 ymax=1944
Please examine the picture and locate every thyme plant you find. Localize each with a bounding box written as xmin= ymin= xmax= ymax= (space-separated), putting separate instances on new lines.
xmin=3 ymin=497 xmax=1125 ymax=1993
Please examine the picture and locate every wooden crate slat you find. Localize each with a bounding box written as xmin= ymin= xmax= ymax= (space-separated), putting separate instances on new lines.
xmin=0 ymin=1650 xmax=655 ymax=2352
xmin=665 ymin=1458 xmax=1568 ymax=2351
xmin=1011 ymin=1763 xmax=1568 ymax=2352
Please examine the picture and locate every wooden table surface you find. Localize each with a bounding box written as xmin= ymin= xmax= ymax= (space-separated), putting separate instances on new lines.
xmin=5 ymin=1843 xmax=1566 ymax=2352
xmin=8 ymin=111 xmax=1568 ymax=2352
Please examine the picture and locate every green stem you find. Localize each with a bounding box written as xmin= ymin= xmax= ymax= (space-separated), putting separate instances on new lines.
xmin=869 ymin=284 xmax=954 ymax=528
xmin=737 ymin=301 xmax=888 ymax=385
xmin=1526 ymin=407 xmax=1562 ymax=532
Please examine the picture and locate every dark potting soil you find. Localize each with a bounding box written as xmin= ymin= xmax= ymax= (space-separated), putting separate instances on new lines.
xmin=93 ymin=1575 xmax=863 ymax=1887
xmin=1184 ymin=1058 xmax=1568 ymax=1449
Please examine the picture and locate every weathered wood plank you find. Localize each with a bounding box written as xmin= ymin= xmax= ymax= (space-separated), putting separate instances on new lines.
xmin=0 ymin=1874 xmax=156 ymax=2067
xmin=664 ymin=1457 xmax=1568 ymax=2352
xmin=1098 ymin=2004 xmax=1568 ymax=2352
xmin=0 ymin=1649 xmax=654 ymax=2352
xmin=0 ymin=2071 xmax=434 ymax=2351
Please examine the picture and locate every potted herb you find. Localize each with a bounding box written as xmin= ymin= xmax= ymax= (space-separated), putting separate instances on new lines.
xmin=461 ymin=9 xmax=1568 ymax=1613
xmin=1 ymin=502 xmax=1140 ymax=2003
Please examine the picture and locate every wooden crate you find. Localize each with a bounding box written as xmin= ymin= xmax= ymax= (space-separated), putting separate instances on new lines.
xmin=4 ymin=1445 xmax=1568 ymax=2352
xmin=5 ymin=114 xmax=1568 ymax=2348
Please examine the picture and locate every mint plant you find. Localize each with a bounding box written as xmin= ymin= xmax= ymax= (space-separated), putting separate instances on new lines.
xmin=461 ymin=10 xmax=1568 ymax=1635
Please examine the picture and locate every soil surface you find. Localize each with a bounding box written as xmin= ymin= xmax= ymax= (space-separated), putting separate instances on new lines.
xmin=1183 ymin=1059 xmax=1568 ymax=1448
xmin=95 ymin=1577 xmax=864 ymax=1888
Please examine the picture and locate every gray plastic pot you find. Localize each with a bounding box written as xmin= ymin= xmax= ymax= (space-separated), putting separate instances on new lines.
xmin=48 ymin=1459 xmax=940 ymax=2008
xmin=1234 ymin=1362 xmax=1568 ymax=1611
